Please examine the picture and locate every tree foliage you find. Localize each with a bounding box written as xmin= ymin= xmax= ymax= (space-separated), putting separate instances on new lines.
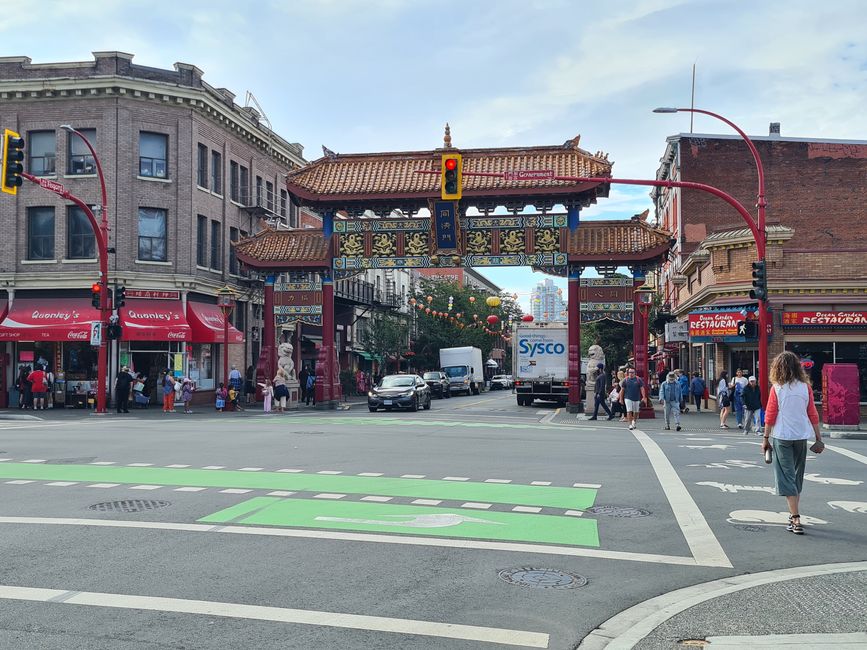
xmin=581 ymin=319 xmax=633 ymax=372
xmin=361 ymin=313 xmax=410 ymax=372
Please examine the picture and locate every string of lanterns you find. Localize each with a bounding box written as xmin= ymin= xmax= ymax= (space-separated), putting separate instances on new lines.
xmin=407 ymin=294 xmax=516 ymax=342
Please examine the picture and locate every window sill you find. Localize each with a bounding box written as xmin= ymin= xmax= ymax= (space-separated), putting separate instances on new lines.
xmin=196 ymin=265 xmax=210 ymax=271
xmin=137 ymin=175 xmax=171 ymax=184
xmin=230 ymin=200 xmax=246 ymax=208
xmin=135 ymin=259 xmax=172 ymax=266
xmin=208 ymin=268 xmax=223 ymax=273
xmin=21 ymin=259 xmax=58 ymax=264
xmin=64 ymin=174 xmax=98 ymax=179
xmin=29 ymin=174 xmax=58 ymax=180
xmin=62 ymin=258 xmax=98 ymax=264
xmin=196 ymin=184 xmax=209 ymax=193
xmin=211 ymin=192 xmax=224 ymax=199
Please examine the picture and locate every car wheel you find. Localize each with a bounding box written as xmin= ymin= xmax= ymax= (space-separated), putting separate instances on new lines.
xmin=409 ymin=396 xmax=418 ymax=412
xmin=445 ymin=390 xmax=451 ymax=399
xmin=368 ymin=407 xmax=377 ymax=413
xmin=424 ymin=395 xmax=431 ymax=410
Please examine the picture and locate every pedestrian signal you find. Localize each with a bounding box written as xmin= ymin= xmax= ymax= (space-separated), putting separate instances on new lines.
xmin=750 ymin=260 xmax=767 ymax=301
xmin=106 ymin=323 xmax=123 ymax=340
xmin=115 ymin=285 xmax=126 ymax=309
xmin=2 ymin=129 xmax=25 ymax=195
xmin=91 ymin=283 xmax=102 ymax=309
xmin=441 ymin=153 xmax=462 ymax=200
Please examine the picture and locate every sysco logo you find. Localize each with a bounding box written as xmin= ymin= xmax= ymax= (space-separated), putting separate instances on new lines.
xmin=518 ymin=339 xmax=565 ymax=357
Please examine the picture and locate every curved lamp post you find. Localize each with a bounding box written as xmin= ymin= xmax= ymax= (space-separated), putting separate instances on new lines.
xmin=217 ymin=285 xmax=237 ymax=389
xmin=653 ymin=107 xmax=769 ymax=405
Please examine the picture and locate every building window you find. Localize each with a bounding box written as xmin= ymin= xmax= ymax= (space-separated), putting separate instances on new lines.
xmin=210 ymin=220 xmax=222 ymax=270
xmin=139 ymin=132 xmax=168 ymax=178
xmin=67 ymin=207 xmax=96 ymax=259
xmin=289 ymin=203 xmax=299 ymax=229
xmin=240 ymin=166 xmax=249 ymax=204
xmin=229 ymin=227 xmax=239 ymax=275
xmin=211 ymin=151 xmax=222 ymax=194
xmin=28 ymin=130 xmax=55 ymax=176
xmin=196 ymin=143 xmax=208 ymax=188
xmin=27 ymin=207 xmax=55 ymax=260
xmin=280 ymin=189 xmax=287 ymax=218
xmin=229 ymin=161 xmax=239 ymax=202
xmin=138 ymin=208 xmax=167 ymax=261
xmin=67 ymin=128 xmax=96 ymax=175
xmin=256 ymin=175 xmax=263 ymax=206
xmin=196 ymin=215 xmax=207 ymax=267
xmin=266 ymin=181 xmax=274 ymax=211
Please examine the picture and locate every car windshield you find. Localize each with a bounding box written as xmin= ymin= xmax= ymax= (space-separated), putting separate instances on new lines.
xmin=423 ymin=373 xmax=440 ymax=380
xmin=379 ymin=376 xmax=415 ymax=388
xmin=442 ymin=366 xmax=467 ymax=378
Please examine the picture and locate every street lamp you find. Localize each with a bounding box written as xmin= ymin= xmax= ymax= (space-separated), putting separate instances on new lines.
xmin=653 ymin=107 xmax=770 ymax=406
xmin=217 ymin=285 xmax=237 ymax=388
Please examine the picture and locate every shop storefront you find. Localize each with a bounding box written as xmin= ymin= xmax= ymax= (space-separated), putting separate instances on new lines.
xmin=688 ymin=305 xmax=759 ymax=381
xmin=782 ymin=309 xmax=867 ymax=403
xmin=186 ymin=301 xmax=244 ymax=391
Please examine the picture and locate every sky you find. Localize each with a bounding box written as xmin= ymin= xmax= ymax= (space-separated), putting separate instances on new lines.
xmin=4 ymin=0 xmax=866 ymax=311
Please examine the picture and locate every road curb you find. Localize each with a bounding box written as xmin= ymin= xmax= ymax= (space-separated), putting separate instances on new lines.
xmin=0 ymin=413 xmax=42 ymax=421
xmin=577 ymin=561 xmax=867 ymax=649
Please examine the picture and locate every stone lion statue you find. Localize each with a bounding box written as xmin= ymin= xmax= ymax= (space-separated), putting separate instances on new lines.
xmin=586 ymin=344 xmax=606 ymax=387
xmin=277 ymin=341 xmax=296 ymax=382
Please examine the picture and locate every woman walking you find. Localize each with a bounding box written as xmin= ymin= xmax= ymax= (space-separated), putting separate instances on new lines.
xmin=717 ymin=370 xmax=731 ymax=428
xmin=761 ymin=351 xmax=824 ymax=535
xmin=273 ymin=367 xmax=289 ymax=412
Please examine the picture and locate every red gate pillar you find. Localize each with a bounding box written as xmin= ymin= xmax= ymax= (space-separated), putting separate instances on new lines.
xmin=255 ymin=274 xmax=277 ymax=400
xmin=632 ymin=270 xmax=655 ymax=419
xmin=567 ymin=265 xmax=584 ymax=413
xmin=315 ymin=270 xmax=340 ymax=409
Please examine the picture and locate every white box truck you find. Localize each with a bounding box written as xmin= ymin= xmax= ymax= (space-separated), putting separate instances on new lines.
xmin=513 ymin=323 xmax=586 ymax=406
xmin=439 ymin=346 xmax=484 ymax=396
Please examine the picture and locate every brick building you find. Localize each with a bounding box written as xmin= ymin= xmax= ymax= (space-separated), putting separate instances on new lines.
xmin=0 ymin=52 xmax=307 ymax=407
xmin=653 ymin=127 xmax=867 ymax=402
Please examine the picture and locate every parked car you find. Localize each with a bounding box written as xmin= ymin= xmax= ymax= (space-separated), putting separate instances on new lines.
xmin=368 ymin=374 xmax=432 ymax=412
xmin=490 ymin=374 xmax=512 ymax=390
xmin=423 ymin=371 xmax=451 ymax=398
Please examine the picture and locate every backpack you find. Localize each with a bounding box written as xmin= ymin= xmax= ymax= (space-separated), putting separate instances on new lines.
xmin=306 ymin=374 xmax=315 ymax=390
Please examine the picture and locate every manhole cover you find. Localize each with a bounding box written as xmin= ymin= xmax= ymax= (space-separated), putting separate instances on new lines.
xmin=586 ymin=505 xmax=651 ymax=518
xmin=733 ymin=524 xmax=765 ymax=533
xmin=47 ymin=457 xmax=98 ymax=465
xmin=498 ymin=567 xmax=587 ymax=589
xmin=89 ymin=500 xmax=170 ymax=513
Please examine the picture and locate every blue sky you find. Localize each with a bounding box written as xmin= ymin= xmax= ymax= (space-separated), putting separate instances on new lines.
xmin=5 ymin=0 xmax=866 ymax=309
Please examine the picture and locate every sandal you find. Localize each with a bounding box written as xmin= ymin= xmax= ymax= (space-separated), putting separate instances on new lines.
xmin=788 ymin=514 xmax=804 ymax=535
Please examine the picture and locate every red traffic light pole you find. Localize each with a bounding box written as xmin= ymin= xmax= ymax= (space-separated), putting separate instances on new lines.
xmin=23 ymin=135 xmax=110 ymax=413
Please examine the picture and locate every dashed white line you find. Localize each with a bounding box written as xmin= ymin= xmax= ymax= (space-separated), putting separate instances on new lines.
xmin=572 ymin=482 xmax=602 ymax=489
xmin=461 ymin=503 xmax=492 ymax=510
xmin=277 ymin=469 xmax=304 ymax=473
xmin=127 ymin=463 xmax=153 ymax=467
xmin=358 ymin=472 xmax=383 ymax=477
xmin=22 ymin=459 xmax=46 ymax=463
xmin=484 ymin=479 xmax=512 ymax=484
xmin=174 ymin=487 xmax=207 ymax=492
xmin=87 ymin=483 xmax=120 ymax=489
xmin=0 ymin=459 xmax=11 ymax=462
xmin=361 ymin=496 xmax=393 ymax=502
xmin=267 ymin=491 xmax=295 ymax=497
xmin=442 ymin=476 xmax=470 ymax=481
xmin=129 ymin=485 xmax=162 ymax=491
xmin=220 ymin=489 xmax=252 ymax=494
xmin=46 ymin=482 xmax=78 ymax=487
xmin=531 ymin=481 xmax=552 ymax=486
xmin=5 ymin=480 xmax=34 ymax=485
xmin=239 ymin=467 xmax=264 ymax=472
xmin=512 ymin=506 xmax=542 ymax=513
xmin=317 ymin=471 xmax=343 ymax=475
xmin=90 ymin=462 xmax=116 ymax=465
xmin=313 ymin=493 xmax=346 ymax=500
xmin=400 ymin=474 xmax=425 ymax=479
xmin=564 ymin=510 xmax=584 ymax=517
xmin=202 ymin=466 xmax=225 ymax=470
xmin=411 ymin=499 xmax=441 ymax=506
xmin=165 ymin=464 xmax=190 ymax=469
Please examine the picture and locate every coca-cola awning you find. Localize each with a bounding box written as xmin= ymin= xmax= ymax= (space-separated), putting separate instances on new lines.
xmin=119 ymin=300 xmax=191 ymax=341
xmin=0 ymin=298 xmax=100 ymax=341
xmin=186 ymin=302 xmax=244 ymax=344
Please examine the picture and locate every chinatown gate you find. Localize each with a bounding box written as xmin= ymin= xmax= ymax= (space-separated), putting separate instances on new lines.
xmin=235 ymin=129 xmax=673 ymax=410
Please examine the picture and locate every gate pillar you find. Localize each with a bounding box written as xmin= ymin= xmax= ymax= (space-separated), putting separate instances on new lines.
xmin=632 ymin=269 xmax=655 ymax=419
xmin=255 ymin=274 xmax=277 ymax=400
xmin=567 ymin=264 xmax=584 ymax=413
xmin=315 ymin=269 xmax=341 ymax=409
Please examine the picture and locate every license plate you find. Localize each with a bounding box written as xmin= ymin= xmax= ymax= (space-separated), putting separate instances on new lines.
xmin=383 ymin=400 xmax=393 ymax=405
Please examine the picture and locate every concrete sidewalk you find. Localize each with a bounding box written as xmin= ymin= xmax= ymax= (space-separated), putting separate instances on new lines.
xmin=579 ymin=561 xmax=867 ymax=649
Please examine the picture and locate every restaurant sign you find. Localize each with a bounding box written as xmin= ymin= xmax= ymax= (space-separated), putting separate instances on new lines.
xmin=783 ymin=311 xmax=867 ymax=328
xmin=688 ymin=306 xmax=757 ymax=342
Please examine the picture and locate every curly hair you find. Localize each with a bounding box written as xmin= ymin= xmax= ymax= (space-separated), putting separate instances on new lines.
xmin=769 ymin=350 xmax=809 ymax=386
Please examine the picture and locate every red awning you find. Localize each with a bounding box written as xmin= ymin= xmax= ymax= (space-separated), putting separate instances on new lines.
xmin=119 ymin=300 xmax=191 ymax=341
xmin=0 ymin=298 xmax=100 ymax=341
xmin=186 ymin=302 xmax=244 ymax=344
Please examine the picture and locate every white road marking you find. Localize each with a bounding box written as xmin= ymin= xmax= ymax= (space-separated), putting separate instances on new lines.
xmin=277 ymin=469 xmax=304 ymax=473
xmin=361 ymin=496 xmax=393 ymax=502
xmin=461 ymin=502 xmax=492 ymax=510
xmin=411 ymin=499 xmax=442 ymax=506
xmin=165 ymin=464 xmax=190 ymax=468
xmin=726 ymin=510 xmax=828 ymax=527
xmin=90 ymin=461 xmax=116 ymax=465
xmin=174 ymin=487 xmax=207 ymax=492
xmin=46 ymin=482 xmax=78 ymax=487
xmin=0 ymin=458 xmax=10 ymax=462
xmin=512 ymin=506 xmax=542 ymax=513
xmin=443 ymin=476 xmax=470 ymax=481
xmin=220 ymin=489 xmax=252 ymax=494
xmin=679 ymin=444 xmax=733 ymax=450
xmin=826 ymin=444 xmax=867 ymax=465
xmin=127 ymin=463 xmax=153 ymax=467
xmin=0 ymin=516 xmax=705 ymax=567
xmin=564 ymin=510 xmax=584 ymax=517
xmin=358 ymin=472 xmax=383 ymax=477
xmin=530 ymin=481 xmax=551 ymax=486
xmin=22 ymin=459 xmax=46 ymax=463
xmin=202 ymin=466 xmax=225 ymax=470
xmin=238 ymin=467 xmax=264 ymax=472
xmin=317 ymin=470 xmax=342 ymax=475
xmin=0 ymin=583 xmax=550 ymax=648
xmin=267 ymin=491 xmax=295 ymax=497
xmin=804 ymin=473 xmax=863 ymax=486
xmin=705 ymin=633 xmax=867 ymax=648
xmin=313 ymin=493 xmax=346 ymax=499
xmin=484 ymin=479 xmax=512 ymax=483
xmin=87 ymin=483 xmax=120 ymax=489
xmin=5 ymin=480 xmax=34 ymax=485
xmin=631 ymin=428 xmax=732 ymax=568
xmin=572 ymin=482 xmax=602 ymax=489
xmin=827 ymin=501 xmax=867 ymax=514
xmin=696 ymin=481 xmax=775 ymax=494
xmin=129 ymin=485 xmax=162 ymax=491
xmin=401 ymin=474 xmax=425 ymax=479
xmin=539 ymin=409 xmax=560 ymax=425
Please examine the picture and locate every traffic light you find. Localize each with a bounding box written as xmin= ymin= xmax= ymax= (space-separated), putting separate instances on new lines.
xmin=1 ymin=129 xmax=25 ymax=195
xmin=106 ymin=323 xmax=123 ymax=340
xmin=91 ymin=283 xmax=102 ymax=309
xmin=115 ymin=285 xmax=126 ymax=309
xmin=441 ymin=153 xmax=463 ymax=200
xmin=750 ymin=261 xmax=768 ymax=301
xmin=743 ymin=320 xmax=759 ymax=339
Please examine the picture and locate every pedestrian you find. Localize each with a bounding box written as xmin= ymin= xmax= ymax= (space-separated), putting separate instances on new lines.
xmin=761 ymin=351 xmax=824 ymax=535
xmin=114 ymin=366 xmax=133 ymax=413
xmin=229 ymin=365 xmax=243 ymax=396
xmin=45 ymin=367 xmax=55 ymax=409
xmin=717 ymin=371 xmax=731 ymax=428
xmin=215 ymin=383 xmax=227 ymax=412
xmin=659 ymin=372 xmax=682 ymax=431
xmin=306 ymin=371 xmax=316 ymax=406
xmin=27 ymin=364 xmax=48 ymax=411
xmin=162 ymin=370 xmax=176 ymax=413
xmin=676 ymin=369 xmax=690 ymax=413
xmin=259 ymin=378 xmax=274 ymax=413
xmin=732 ymin=369 xmax=748 ymax=428
xmin=181 ymin=378 xmax=194 ymax=414
xmin=588 ymin=363 xmax=614 ymax=421
xmin=619 ymin=368 xmax=647 ymax=431
xmin=273 ymin=367 xmax=289 ymax=412
xmin=245 ymin=364 xmax=256 ymax=405
xmin=609 ymin=381 xmax=626 ymax=421
xmin=18 ymin=365 xmax=33 ymax=409
xmin=298 ymin=365 xmax=310 ymax=404
xmin=690 ymin=372 xmax=706 ymax=413
xmin=229 ymin=383 xmax=244 ymax=411
xmin=742 ymin=375 xmax=762 ymax=435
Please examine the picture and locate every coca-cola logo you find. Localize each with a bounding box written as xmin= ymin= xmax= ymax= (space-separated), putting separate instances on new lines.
xmin=202 ymin=314 xmax=224 ymax=327
xmin=32 ymin=309 xmax=80 ymax=321
xmin=128 ymin=310 xmax=178 ymax=321
xmin=166 ymin=331 xmax=187 ymax=339
xmin=67 ymin=331 xmax=89 ymax=340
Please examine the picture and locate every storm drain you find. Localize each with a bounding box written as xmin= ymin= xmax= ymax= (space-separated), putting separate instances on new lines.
xmin=586 ymin=505 xmax=651 ymax=518
xmin=498 ymin=567 xmax=587 ymax=589
xmin=89 ymin=500 xmax=171 ymax=513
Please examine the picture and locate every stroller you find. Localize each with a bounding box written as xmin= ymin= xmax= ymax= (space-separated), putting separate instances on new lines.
xmin=133 ymin=390 xmax=150 ymax=408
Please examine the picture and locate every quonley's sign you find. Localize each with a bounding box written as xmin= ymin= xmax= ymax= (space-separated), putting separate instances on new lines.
xmin=32 ymin=309 xmax=82 ymax=321
xmin=783 ymin=311 xmax=867 ymax=327
xmin=127 ymin=310 xmax=181 ymax=321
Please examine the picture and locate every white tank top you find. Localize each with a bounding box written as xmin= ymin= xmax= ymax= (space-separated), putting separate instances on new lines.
xmin=771 ymin=381 xmax=813 ymax=441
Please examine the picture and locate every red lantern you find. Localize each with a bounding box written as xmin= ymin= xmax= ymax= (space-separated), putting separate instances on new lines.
xmin=469 ymin=296 xmax=476 ymax=303
xmin=426 ymin=295 xmax=433 ymax=303
xmin=521 ymin=314 xmax=534 ymax=322
xmin=425 ymin=308 xmax=431 ymax=314
xmin=473 ymin=314 xmax=478 ymax=320
xmin=409 ymin=298 xmax=417 ymax=306
xmin=486 ymin=315 xmax=499 ymax=325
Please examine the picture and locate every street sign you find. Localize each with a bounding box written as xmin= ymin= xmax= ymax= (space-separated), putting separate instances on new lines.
xmin=503 ymin=169 xmax=554 ymax=181
xmin=89 ymin=321 xmax=102 ymax=346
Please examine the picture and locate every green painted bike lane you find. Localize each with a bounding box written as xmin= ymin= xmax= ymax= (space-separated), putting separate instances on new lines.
xmin=279 ymin=416 xmax=568 ymax=431
xmin=0 ymin=463 xmax=597 ymax=510
xmin=200 ymin=497 xmax=599 ymax=547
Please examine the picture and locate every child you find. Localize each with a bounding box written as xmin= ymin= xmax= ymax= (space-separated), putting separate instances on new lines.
xmin=228 ymin=385 xmax=244 ymax=411
xmin=215 ymin=383 xmax=227 ymax=412
xmin=609 ymin=381 xmax=626 ymax=421
xmin=181 ymin=378 xmax=194 ymax=414
xmin=259 ymin=378 xmax=273 ymax=413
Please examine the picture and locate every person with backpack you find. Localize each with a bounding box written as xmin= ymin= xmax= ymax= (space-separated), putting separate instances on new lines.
xmin=659 ymin=372 xmax=683 ymax=431
xmin=742 ymin=375 xmax=763 ymax=435
xmin=676 ymin=369 xmax=690 ymax=413
xmin=273 ymin=367 xmax=289 ymax=412
xmin=690 ymin=372 xmax=706 ymax=413
xmin=305 ymin=371 xmax=316 ymax=406
xmin=717 ymin=371 xmax=732 ymax=428
xmin=731 ymin=369 xmax=748 ymax=428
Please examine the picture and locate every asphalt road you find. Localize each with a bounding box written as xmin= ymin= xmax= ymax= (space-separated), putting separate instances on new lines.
xmin=0 ymin=390 xmax=865 ymax=649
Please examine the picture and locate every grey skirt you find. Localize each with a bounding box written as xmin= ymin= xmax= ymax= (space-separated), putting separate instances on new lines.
xmin=771 ymin=437 xmax=808 ymax=497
